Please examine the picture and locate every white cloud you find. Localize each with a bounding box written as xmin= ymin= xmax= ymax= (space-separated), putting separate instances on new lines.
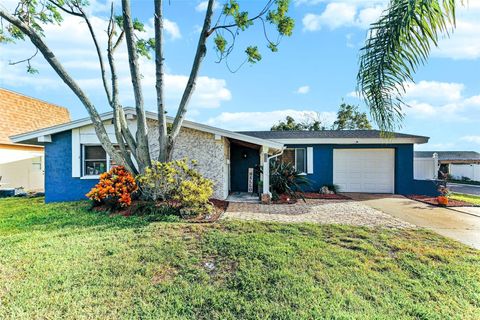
xmin=0 ymin=10 xmax=229 ymax=113
xmin=144 ymin=18 xmax=182 ymax=40
xmin=296 ymin=85 xmax=310 ymax=94
xmin=195 ymin=1 xmax=219 ymax=12
xmin=403 ymin=81 xmax=464 ymax=103
xmin=299 ymin=1 xmax=480 ymax=60
xmin=302 ymin=2 xmax=385 ymax=31
xmin=163 ymin=19 xmax=182 ymax=40
xmin=401 ymin=81 xmax=480 ymax=121
xmin=461 ymin=136 xmax=480 ymax=144
xmin=432 ymin=4 xmax=480 ymax=60
xmin=206 ymin=109 xmax=337 ymax=131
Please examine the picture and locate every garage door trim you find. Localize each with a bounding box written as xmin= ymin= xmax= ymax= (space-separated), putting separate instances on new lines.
xmin=333 ymin=148 xmax=395 ymax=193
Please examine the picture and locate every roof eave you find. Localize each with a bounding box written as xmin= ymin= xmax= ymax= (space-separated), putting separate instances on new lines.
xmin=269 ymin=137 xmax=429 ymax=145
xmin=10 ymin=107 xmax=283 ymax=150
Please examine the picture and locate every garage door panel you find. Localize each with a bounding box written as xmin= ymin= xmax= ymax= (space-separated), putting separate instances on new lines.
xmin=333 ymin=149 xmax=395 ymax=193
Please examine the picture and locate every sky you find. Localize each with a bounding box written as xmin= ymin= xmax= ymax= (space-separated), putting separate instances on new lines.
xmin=1 ymin=0 xmax=479 ymax=152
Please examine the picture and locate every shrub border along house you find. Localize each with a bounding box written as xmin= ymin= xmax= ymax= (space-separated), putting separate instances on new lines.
xmin=10 ymin=108 xmax=438 ymax=203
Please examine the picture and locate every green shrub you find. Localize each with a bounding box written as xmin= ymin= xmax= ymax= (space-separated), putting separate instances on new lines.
xmin=137 ymin=159 xmax=214 ymax=217
xmin=136 ymin=161 xmax=177 ymax=201
xmin=270 ymin=161 xmax=309 ymax=200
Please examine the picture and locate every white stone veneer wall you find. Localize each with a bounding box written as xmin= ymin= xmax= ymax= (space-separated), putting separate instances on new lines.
xmin=147 ymin=121 xmax=228 ymax=199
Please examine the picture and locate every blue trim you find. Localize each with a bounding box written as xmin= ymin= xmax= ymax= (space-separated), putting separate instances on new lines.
xmin=43 ymin=131 xmax=437 ymax=202
xmin=285 ymin=143 xmax=436 ymax=195
xmin=44 ymin=130 xmax=98 ymax=203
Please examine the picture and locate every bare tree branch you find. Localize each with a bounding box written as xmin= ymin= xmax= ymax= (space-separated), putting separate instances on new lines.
xmin=0 ymin=8 xmax=128 ymax=169
xmin=8 ymin=48 xmax=38 ymax=65
xmin=77 ymin=6 xmax=113 ymax=105
xmin=168 ymin=0 xmax=215 ymax=158
xmin=47 ymin=0 xmax=82 ymax=17
xmin=104 ymin=4 xmax=138 ymax=173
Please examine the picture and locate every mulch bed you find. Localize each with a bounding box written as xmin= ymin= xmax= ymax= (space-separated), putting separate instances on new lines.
xmin=302 ymin=192 xmax=351 ymax=200
xmin=407 ymin=195 xmax=479 ymax=208
xmin=271 ymin=192 xmax=351 ymax=204
xmin=91 ymin=198 xmax=229 ymax=223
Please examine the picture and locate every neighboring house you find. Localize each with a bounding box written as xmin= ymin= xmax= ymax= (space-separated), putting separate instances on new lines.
xmin=11 ymin=108 xmax=436 ymax=202
xmin=0 ymin=88 xmax=71 ymax=191
xmin=415 ymin=151 xmax=480 ymax=182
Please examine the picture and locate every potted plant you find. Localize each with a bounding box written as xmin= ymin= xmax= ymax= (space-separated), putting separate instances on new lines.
xmin=437 ymin=185 xmax=450 ymax=207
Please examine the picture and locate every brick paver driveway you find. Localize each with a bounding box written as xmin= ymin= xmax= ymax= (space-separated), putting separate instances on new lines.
xmin=223 ymin=199 xmax=412 ymax=228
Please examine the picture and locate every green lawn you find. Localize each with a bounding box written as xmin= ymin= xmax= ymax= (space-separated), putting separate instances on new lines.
xmin=451 ymin=193 xmax=480 ymax=205
xmin=0 ymin=198 xmax=479 ymax=319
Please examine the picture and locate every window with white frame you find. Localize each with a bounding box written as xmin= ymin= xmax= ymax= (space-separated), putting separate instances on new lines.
xmin=282 ymin=148 xmax=307 ymax=174
xmin=31 ymin=157 xmax=42 ymax=171
xmin=81 ymin=145 xmax=131 ymax=177
xmin=82 ymin=145 xmax=107 ymax=176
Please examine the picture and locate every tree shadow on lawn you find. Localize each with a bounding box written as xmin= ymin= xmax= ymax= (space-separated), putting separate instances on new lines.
xmin=0 ymin=197 xmax=160 ymax=235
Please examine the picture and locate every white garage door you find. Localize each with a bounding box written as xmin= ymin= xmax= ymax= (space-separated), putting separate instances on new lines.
xmin=333 ymin=149 xmax=395 ymax=193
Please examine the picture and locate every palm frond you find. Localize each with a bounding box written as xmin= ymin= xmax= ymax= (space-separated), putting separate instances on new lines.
xmin=357 ymin=0 xmax=457 ymax=131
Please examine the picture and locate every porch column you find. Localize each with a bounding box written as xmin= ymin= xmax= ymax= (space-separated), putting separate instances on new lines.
xmin=261 ymin=146 xmax=271 ymax=203
xmin=433 ymin=152 xmax=439 ymax=180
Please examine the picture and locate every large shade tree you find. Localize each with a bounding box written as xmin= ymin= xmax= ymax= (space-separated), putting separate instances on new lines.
xmin=0 ymin=0 xmax=294 ymax=174
xmin=358 ymin=0 xmax=458 ymax=131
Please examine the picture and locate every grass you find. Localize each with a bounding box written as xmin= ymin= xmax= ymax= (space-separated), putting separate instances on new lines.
xmin=0 ymin=197 xmax=479 ymax=319
xmin=450 ymin=193 xmax=480 ymax=205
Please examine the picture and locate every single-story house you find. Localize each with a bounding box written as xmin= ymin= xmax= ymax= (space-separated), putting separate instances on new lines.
xmin=415 ymin=151 xmax=480 ymax=181
xmin=0 ymin=88 xmax=70 ymax=191
xmin=10 ymin=107 xmax=437 ymax=202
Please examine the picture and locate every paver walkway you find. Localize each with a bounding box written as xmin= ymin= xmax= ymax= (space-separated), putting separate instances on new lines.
xmin=223 ymin=199 xmax=412 ymax=228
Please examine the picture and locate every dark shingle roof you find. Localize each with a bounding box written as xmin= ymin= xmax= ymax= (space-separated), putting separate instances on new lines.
xmin=238 ymin=130 xmax=428 ymax=140
xmin=414 ymin=151 xmax=480 ymax=161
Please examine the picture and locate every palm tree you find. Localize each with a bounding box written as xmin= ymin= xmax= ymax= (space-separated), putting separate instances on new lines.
xmin=357 ymin=0 xmax=459 ymax=131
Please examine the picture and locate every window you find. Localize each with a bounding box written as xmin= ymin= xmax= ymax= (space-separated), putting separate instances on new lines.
xmin=295 ymin=148 xmax=306 ymax=174
xmin=281 ymin=148 xmax=307 ymax=174
xmin=83 ymin=145 xmax=107 ymax=176
xmin=31 ymin=157 xmax=42 ymax=171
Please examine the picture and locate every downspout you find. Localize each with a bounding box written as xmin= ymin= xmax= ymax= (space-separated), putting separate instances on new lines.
xmin=268 ymin=147 xmax=285 ymax=161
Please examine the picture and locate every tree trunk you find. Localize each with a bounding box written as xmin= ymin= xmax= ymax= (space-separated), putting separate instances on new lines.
xmin=121 ymin=0 xmax=151 ymax=172
xmin=167 ymin=0 xmax=216 ymax=161
xmin=154 ymin=0 xmax=168 ymax=162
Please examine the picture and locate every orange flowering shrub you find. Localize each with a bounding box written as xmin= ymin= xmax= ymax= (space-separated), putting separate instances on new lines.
xmin=86 ymin=166 xmax=138 ymax=209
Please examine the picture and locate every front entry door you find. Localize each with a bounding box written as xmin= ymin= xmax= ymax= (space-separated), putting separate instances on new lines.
xmin=230 ymin=146 xmax=259 ymax=193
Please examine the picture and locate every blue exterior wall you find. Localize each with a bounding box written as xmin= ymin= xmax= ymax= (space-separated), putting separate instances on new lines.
xmin=44 ymin=130 xmax=438 ymax=202
xmin=45 ymin=130 xmax=98 ymax=203
xmin=285 ymin=143 xmax=436 ymax=195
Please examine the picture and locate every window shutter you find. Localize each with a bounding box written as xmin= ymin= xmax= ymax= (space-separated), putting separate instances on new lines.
xmin=72 ymin=129 xmax=81 ymax=177
xmin=307 ymin=147 xmax=314 ymax=174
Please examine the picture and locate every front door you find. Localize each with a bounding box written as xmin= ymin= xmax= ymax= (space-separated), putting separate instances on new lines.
xmin=230 ymin=145 xmax=259 ymax=193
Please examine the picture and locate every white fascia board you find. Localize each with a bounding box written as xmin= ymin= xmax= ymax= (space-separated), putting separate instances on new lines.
xmin=271 ymin=137 xmax=429 ymax=145
xmin=10 ymin=110 xmax=117 ymax=144
xmin=144 ymin=110 xmax=284 ymax=150
xmin=11 ymin=107 xmax=284 ymax=150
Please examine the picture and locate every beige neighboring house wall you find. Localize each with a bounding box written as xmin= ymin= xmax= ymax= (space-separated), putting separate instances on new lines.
xmin=0 ymin=88 xmax=70 ymax=190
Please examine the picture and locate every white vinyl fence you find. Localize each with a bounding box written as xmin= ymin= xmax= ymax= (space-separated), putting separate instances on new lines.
xmin=450 ymin=164 xmax=480 ymax=182
xmin=414 ymin=153 xmax=439 ymax=180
